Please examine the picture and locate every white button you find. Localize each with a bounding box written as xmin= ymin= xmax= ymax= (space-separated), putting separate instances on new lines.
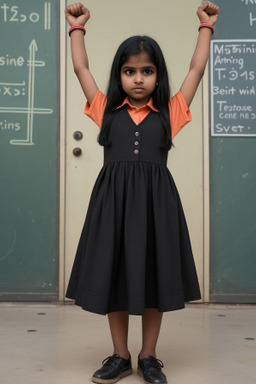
xmin=134 ymin=149 xmax=139 ymax=155
xmin=135 ymin=132 xmax=140 ymax=136
xmin=135 ymin=141 xmax=139 ymax=145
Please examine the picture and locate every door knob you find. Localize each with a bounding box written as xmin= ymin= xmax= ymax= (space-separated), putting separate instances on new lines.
xmin=73 ymin=131 xmax=83 ymax=140
xmin=73 ymin=147 xmax=82 ymax=156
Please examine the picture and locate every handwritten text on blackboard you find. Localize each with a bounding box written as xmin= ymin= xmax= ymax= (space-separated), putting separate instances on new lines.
xmin=211 ymin=40 xmax=256 ymax=136
xmin=0 ymin=1 xmax=53 ymax=145
xmin=240 ymin=0 xmax=256 ymax=26
xmin=0 ymin=2 xmax=51 ymax=30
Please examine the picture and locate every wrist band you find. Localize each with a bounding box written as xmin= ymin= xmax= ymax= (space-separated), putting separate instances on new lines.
xmin=68 ymin=25 xmax=86 ymax=36
xmin=198 ymin=23 xmax=214 ymax=34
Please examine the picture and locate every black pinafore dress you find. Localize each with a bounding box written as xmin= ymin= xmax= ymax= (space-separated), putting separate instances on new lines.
xmin=66 ymin=107 xmax=201 ymax=315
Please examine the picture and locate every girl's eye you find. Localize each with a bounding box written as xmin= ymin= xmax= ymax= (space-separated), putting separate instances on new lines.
xmin=125 ymin=69 xmax=134 ymax=75
xmin=144 ymin=69 xmax=153 ymax=75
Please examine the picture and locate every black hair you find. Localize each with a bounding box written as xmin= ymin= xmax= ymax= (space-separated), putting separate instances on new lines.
xmin=98 ymin=35 xmax=172 ymax=150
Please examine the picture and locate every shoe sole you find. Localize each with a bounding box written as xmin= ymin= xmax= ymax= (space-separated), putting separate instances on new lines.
xmin=137 ymin=367 xmax=168 ymax=384
xmin=92 ymin=368 xmax=133 ymax=384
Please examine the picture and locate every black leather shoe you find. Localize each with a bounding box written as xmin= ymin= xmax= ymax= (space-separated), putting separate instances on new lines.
xmin=137 ymin=355 xmax=167 ymax=384
xmin=92 ymin=354 xmax=132 ymax=383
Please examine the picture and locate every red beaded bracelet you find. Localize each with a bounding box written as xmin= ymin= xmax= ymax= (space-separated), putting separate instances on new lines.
xmin=68 ymin=25 xmax=86 ymax=36
xmin=198 ymin=23 xmax=214 ymax=34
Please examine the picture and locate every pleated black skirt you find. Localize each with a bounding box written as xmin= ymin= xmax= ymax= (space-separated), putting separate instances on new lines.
xmin=66 ymin=160 xmax=201 ymax=315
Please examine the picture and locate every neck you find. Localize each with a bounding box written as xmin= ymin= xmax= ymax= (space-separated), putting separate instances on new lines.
xmin=128 ymin=96 xmax=151 ymax=108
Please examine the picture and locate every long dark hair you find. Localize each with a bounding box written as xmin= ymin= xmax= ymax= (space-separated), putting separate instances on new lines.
xmin=98 ymin=35 xmax=172 ymax=150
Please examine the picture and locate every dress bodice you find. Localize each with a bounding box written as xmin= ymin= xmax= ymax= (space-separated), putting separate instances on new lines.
xmin=103 ymin=108 xmax=169 ymax=165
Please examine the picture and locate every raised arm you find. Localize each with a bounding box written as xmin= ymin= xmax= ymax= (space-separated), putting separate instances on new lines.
xmin=180 ymin=1 xmax=219 ymax=107
xmin=65 ymin=2 xmax=98 ymax=104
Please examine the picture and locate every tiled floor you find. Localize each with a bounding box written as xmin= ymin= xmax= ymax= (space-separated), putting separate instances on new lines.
xmin=0 ymin=303 xmax=256 ymax=384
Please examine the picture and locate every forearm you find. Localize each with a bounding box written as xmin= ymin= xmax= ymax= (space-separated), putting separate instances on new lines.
xmin=189 ymin=27 xmax=212 ymax=76
xmin=70 ymin=30 xmax=89 ymax=73
xmin=179 ymin=2 xmax=219 ymax=106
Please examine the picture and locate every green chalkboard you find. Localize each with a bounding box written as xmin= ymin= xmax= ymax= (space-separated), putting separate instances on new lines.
xmin=210 ymin=0 xmax=256 ymax=302
xmin=0 ymin=1 xmax=59 ymax=300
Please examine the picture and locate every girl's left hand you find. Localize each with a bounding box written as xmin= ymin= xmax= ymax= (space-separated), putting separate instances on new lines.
xmin=197 ymin=1 xmax=220 ymax=26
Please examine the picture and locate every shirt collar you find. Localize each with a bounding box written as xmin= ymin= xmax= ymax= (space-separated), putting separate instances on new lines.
xmin=115 ymin=96 xmax=159 ymax=112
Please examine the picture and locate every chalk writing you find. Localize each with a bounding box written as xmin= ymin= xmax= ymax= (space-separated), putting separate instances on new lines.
xmin=0 ymin=82 xmax=26 ymax=97
xmin=0 ymin=55 xmax=25 ymax=66
xmin=0 ymin=3 xmax=39 ymax=23
xmin=211 ymin=40 xmax=256 ymax=136
xmin=44 ymin=2 xmax=51 ymax=30
xmin=0 ymin=1 xmax=55 ymax=146
xmin=241 ymin=0 xmax=256 ymax=5
xmin=240 ymin=0 xmax=256 ymax=26
xmin=0 ymin=40 xmax=53 ymax=145
xmin=0 ymin=2 xmax=51 ymax=29
xmin=214 ymin=43 xmax=256 ymax=54
xmin=0 ymin=120 xmax=21 ymax=131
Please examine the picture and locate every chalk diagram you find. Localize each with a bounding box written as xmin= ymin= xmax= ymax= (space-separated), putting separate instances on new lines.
xmin=0 ymin=39 xmax=53 ymax=145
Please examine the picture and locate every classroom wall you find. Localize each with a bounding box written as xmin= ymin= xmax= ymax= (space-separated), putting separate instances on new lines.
xmin=64 ymin=0 xmax=206 ymax=298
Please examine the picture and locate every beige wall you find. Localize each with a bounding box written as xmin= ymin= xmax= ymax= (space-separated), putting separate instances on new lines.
xmin=62 ymin=0 xmax=208 ymax=300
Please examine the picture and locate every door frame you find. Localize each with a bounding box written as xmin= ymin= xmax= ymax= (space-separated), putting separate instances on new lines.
xmin=59 ymin=0 xmax=67 ymax=301
xmin=202 ymin=66 xmax=210 ymax=303
xmin=58 ymin=1 xmax=212 ymax=303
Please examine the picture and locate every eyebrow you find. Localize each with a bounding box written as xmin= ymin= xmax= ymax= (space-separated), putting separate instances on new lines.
xmin=122 ymin=65 xmax=156 ymax=70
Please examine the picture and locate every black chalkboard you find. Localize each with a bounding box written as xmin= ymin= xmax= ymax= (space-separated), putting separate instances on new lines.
xmin=211 ymin=39 xmax=256 ymax=136
xmin=210 ymin=0 xmax=256 ymax=302
xmin=0 ymin=1 xmax=59 ymax=300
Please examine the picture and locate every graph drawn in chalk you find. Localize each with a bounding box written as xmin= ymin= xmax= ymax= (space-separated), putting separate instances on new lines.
xmin=0 ymin=107 xmax=52 ymax=114
xmin=0 ymin=81 xmax=26 ymax=86
xmin=0 ymin=39 xmax=53 ymax=146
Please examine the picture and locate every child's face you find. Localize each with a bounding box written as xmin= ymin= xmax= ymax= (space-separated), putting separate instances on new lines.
xmin=120 ymin=52 xmax=157 ymax=108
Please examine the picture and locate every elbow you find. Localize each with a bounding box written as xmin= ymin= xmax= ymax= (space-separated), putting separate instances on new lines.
xmin=74 ymin=65 xmax=83 ymax=76
xmin=73 ymin=65 xmax=89 ymax=78
xmin=74 ymin=67 xmax=80 ymax=78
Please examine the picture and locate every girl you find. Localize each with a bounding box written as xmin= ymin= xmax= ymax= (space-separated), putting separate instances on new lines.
xmin=65 ymin=2 xmax=219 ymax=384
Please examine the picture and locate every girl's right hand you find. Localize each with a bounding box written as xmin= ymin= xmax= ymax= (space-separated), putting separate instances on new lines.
xmin=65 ymin=3 xmax=90 ymax=27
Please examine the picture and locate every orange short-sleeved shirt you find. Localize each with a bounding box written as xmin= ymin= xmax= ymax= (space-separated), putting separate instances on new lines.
xmin=84 ymin=90 xmax=192 ymax=140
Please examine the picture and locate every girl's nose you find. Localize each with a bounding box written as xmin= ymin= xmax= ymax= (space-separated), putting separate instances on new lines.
xmin=135 ymin=72 xmax=143 ymax=83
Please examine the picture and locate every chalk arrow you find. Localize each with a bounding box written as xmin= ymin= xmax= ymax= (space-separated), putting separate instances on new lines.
xmin=30 ymin=39 xmax=38 ymax=52
xmin=11 ymin=40 xmax=37 ymax=145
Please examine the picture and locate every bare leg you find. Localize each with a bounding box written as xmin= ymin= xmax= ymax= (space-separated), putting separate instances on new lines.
xmin=140 ymin=308 xmax=163 ymax=359
xmin=108 ymin=311 xmax=130 ymax=359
